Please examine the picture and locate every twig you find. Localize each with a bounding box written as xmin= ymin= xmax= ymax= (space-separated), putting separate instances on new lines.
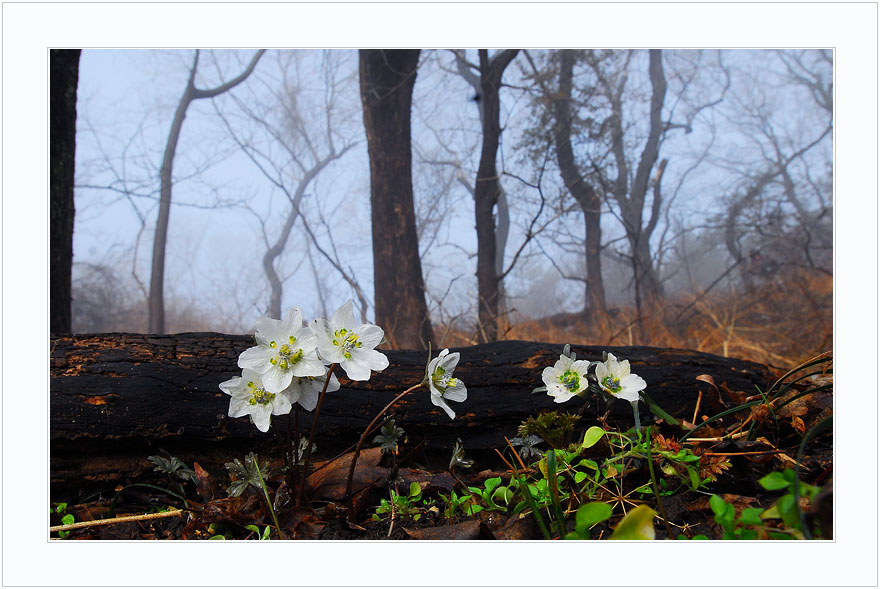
xmin=50 ymin=509 xmax=185 ymax=533
xmin=344 ymin=383 xmax=424 ymax=506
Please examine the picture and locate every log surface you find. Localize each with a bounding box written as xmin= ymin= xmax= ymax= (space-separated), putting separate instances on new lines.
xmin=50 ymin=334 xmax=774 ymax=495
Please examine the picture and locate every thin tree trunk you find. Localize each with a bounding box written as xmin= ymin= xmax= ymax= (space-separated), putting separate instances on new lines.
xmin=553 ymin=49 xmax=606 ymax=323
xmin=148 ymin=49 xmax=265 ymax=333
xmin=473 ymin=49 xmax=519 ymax=343
xmin=50 ymin=49 xmax=81 ymax=334
xmin=359 ymin=49 xmax=433 ymax=349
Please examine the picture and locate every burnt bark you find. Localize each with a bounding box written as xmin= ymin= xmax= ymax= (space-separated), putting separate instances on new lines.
xmin=50 ymin=49 xmax=81 ymax=334
xmin=359 ymin=49 xmax=433 ymax=349
xmin=51 ymin=334 xmax=774 ymax=494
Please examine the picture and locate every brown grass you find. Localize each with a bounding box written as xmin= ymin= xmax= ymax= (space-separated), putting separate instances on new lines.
xmin=437 ymin=269 xmax=832 ymax=368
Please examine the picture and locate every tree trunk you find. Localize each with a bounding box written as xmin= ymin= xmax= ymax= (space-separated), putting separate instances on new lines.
xmin=148 ymin=49 xmax=265 ymax=333
xmin=553 ymin=49 xmax=606 ymax=322
xmin=50 ymin=49 xmax=81 ymax=334
xmin=359 ymin=49 xmax=433 ymax=349
xmin=473 ymin=49 xmax=519 ymax=342
xmin=51 ymin=333 xmax=775 ymax=495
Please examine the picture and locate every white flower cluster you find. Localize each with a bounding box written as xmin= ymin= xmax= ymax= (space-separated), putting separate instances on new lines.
xmin=542 ymin=350 xmax=646 ymax=405
xmin=220 ymin=300 xmax=389 ymax=432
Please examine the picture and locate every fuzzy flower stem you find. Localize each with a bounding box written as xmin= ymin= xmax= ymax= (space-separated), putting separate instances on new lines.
xmin=296 ymin=363 xmax=336 ymax=507
xmin=253 ymin=459 xmax=285 ymax=540
xmin=631 ymin=400 xmax=641 ymax=432
xmin=344 ymin=382 xmax=424 ymax=511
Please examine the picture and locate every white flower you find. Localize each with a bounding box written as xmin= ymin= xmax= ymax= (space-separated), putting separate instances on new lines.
xmin=541 ymin=353 xmax=592 ymax=403
xmin=427 ymin=348 xmax=467 ymax=419
xmin=238 ymin=307 xmax=325 ymax=393
xmin=285 ymin=368 xmax=341 ymax=411
xmin=219 ymin=368 xmax=293 ymax=433
xmin=311 ymin=299 xmax=389 ymax=381
xmin=595 ymin=353 xmax=646 ymax=403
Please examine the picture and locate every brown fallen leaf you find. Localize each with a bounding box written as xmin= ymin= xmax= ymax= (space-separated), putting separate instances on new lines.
xmin=403 ymin=519 xmax=493 ymax=540
xmin=491 ymin=514 xmax=538 ymax=540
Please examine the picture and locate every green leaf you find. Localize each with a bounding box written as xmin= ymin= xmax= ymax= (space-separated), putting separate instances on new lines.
xmin=245 ymin=524 xmax=260 ymax=534
xmin=409 ymin=482 xmax=422 ymax=498
xmin=581 ymin=426 xmax=606 ymax=449
xmin=758 ymin=471 xmax=790 ymax=491
xmin=55 ymin=503 xmax=68 ymax=514
xmin=609 ymin=505 xmax=657 ymax=540
xmin=575 ymin=502 xmax=613 ymax=532
xmin=484 ymin=477 xmax=502 ymax=494
xmin=208 ymin=534 xmax=226 ymax=540
xmin=709 ymin=495 xmax=727 ymax=516
xmin=573 ymin=471 xmax=588 ymax=484
xmin=61 ymin=514 xmax=75 ymax=526
xmin=737 ymin=507 xmax=764 ymax=527
xmin=687 ymin=466 xmax=701 ymax=490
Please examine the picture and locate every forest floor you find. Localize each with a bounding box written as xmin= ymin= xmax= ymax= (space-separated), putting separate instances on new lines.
xmin=50 ymin=271 xmax=832 ymax=541
xmin=50 ymin=351 xmax=832 ymax=541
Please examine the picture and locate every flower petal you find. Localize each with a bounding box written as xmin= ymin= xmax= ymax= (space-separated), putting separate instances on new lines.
xmin=430 ymin=392 xmax=456 ymax=419
xmin=355 ymin=323 xmax=384 ymax=348
xmin=331 ymin=299 xmax=356 ymax=331
xmin=252 ymin=406 xmax=272 ymax=432
xmin=237 ymin=345 xmax=274 ymax=372
xmin=262 ymin=364 xmax=292 ymax=393
xmin=359 ymin=348 xmax=389 ymax=372
xmin=340 ymin=356 xmax=372 ymax=381
xmin=443 ymin=384 xmax=467 ymax=402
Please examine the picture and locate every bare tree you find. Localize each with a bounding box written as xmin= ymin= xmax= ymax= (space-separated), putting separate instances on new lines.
xmin=148 ymin=49 xmax=265 ymax=333
xmin=359 ymin=49 xmax=434 ymax=349
xmin=214 ymin=51 xmax=358 ymax=319
xmin=550 ymin=49 xmax=607 ymax=322
xmin=454 ymin=49 xmax=519 ymax=342
xmin=50 ymin=49 xmax=81 ymax=334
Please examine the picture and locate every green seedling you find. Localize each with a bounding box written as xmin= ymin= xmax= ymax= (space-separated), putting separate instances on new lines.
xmin=245 ymin=524 xmax=272 ymax=540
xmin=467 ymin=477 xmax=507 ymax=512
xmin=52 ymin=503 xmax=75 ymax=539
xmin=373 ymin=482 xmax=425 ymax=522
xmin=758 ymin=469 xmax=820 ymax=537
xmin=437 ymin=489 xmax=481 ymax=519
xmin=565 ymin=502 xmax=613 ymax=539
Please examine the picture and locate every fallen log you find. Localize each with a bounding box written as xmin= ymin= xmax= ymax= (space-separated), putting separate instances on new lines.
xmin=50 ymin=334 xmax=774 ymax=497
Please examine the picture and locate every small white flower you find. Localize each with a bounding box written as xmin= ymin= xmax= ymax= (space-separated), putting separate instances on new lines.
xmin=595 ymin=353 xmax=646 ymax=403
xmin=238 ymin=307 xmax=325 ymax=393
xmin=427 ymin=348 xmax=467 ymax=419
xmin=542 ymin=353 xmax=592 ymax=403
xmin=219 ymin=368 xmax=293 ymax=433
xmin=285 ymin=368 xmax=341 ymax=411
xmin=311 ymin=299 xmax=389 ymax=381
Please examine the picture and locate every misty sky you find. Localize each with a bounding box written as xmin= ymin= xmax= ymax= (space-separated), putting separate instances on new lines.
xmin=71 ymin=47 xmax=832 ymax=333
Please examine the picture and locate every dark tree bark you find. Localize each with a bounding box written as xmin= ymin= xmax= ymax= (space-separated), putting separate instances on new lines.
xmin=359 ymin=49 xmax=433 ymax=349
xmin=50 ymin=49 xmax=81 ymax=334
xmin=149 ymin=49 xmax=265 ymax=333
xmin=472 ymin=49 xmax=519 ymax=343
xmin=50 ymin=333 xmax=775 ymax=495
xmin=553 ymin=49 xmax=606 ymax=322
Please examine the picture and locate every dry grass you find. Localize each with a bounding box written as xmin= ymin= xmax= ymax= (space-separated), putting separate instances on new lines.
xmin=437 ymin=269 xmax=832 ymax=369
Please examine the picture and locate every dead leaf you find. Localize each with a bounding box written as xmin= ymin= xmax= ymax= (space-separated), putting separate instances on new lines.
xmin=193 ymin=462 xmax=215 ymax=502
xmin=403 ymin=519 xmax=493 ymax=540
xmin=306 ymin=447 xmax=386 ymax=501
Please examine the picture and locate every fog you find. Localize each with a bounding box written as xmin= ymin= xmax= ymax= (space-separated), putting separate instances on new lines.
xmin=70 ymin=48 xmax=832 ymax=361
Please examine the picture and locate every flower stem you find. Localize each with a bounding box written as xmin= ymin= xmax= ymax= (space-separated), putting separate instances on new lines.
xmin=344 ymin=382 xmax=424 ymax=512
xmin=253 ymin=459 xmax=285 ymax=540
xmin=295 ymin=363 xmax=336 ymax=507
xmin=631 ymin=400 xmax=641 ymax=432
